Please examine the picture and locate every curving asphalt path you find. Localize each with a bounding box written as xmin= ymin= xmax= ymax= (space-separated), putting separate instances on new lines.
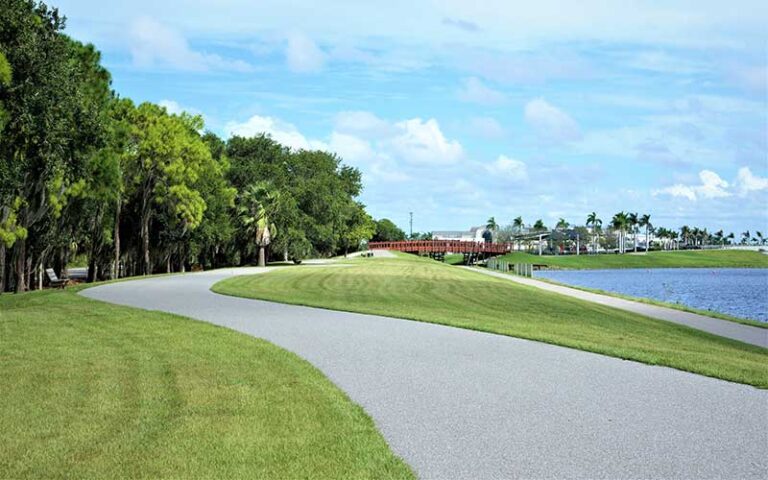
xmin=81 ymin=266 xmax=768 ymax=479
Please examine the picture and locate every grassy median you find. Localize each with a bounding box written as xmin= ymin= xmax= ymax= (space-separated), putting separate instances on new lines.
xmin=498 ymin=249 xmax=768 ymax=269
xmin=0 ymin=287 xmax=413 ymax=479
xmin=213 ymin=255 xmax=768 ymax=388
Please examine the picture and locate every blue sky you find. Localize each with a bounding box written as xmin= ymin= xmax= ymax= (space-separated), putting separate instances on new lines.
xmin=57 ymin=0 xmax=767 ymax=234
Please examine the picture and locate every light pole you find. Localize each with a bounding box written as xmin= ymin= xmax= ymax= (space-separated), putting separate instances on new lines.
xmin=409 ymin=211 xmax=413 ymax=239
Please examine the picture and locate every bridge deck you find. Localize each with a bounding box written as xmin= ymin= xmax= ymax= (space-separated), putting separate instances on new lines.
xmin=368 ymin=240 xmax=511 ymax=254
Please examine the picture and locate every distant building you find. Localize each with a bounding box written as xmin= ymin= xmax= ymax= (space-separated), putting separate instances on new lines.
xmin=433 ymin=226 xmax=490 ymax=242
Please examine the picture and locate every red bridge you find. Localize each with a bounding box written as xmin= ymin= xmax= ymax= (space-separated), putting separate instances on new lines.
xmin=368 ymin=240 xmax=511 ymax=255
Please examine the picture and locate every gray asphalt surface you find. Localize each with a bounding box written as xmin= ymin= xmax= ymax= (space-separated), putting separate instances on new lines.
xmin=466 ymin=267 xmax=768 ymax=348
xmin=81 ymin=266 xmax=768 ymax=479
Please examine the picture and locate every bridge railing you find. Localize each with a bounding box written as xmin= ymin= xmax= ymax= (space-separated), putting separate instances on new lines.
xmin=368 ymin=240 xmax=512 ymax=254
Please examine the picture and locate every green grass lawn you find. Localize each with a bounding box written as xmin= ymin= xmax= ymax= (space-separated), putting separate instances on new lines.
xmin=213 ymin=256 xmax=768 ymax=388
xmin=0 ymin=287 xmax=413 ymax=479
xmin=499 ymin=249 xmax=768 ymax=269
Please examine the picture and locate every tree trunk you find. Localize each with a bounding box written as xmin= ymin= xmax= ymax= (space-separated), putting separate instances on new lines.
xmin=258 ymin=246 xmax=266 ymax=267
xmin=0 ymin=244 xmax=5 ymax=294
xmin=141 ymin=213 xmax=150 ymax=275
xmin=646 ymin=227 xmax=650 ymax=252
xmin=15 ymin=237 xmax=26 ymax=293
xmin=113 ymin=198 xmax=121 ymax=279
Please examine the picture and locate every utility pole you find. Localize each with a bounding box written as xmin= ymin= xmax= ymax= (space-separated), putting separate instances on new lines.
xmin=409 ymin=211 xmax=413 ymax=239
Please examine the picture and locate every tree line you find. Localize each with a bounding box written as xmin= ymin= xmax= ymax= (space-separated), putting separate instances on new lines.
xmin=0 ymin=0 xmax=375 ymax=293
xmin=487 ymin=213 xmax=764 ymax=254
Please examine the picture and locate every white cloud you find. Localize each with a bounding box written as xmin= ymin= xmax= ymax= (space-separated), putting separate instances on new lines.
xmin=653 ymin=169 xmax=731 ymax=201
xmin=285 ymin=31 xmax=326 ymax=73
xmin=485 ymin=155 xmax=528 ymax=181
xmin=735 ymin=167 xmax=768 ymax=196
xmin=223 ymin=114 xmax=326 ymax=151
xmin=457 ymin=77 xmax=506 ymax=105
xmin=158 ymin=99 xmax=184 ymax=115
xmin=157 ymin=99 xmax=204 ymax=117
xmin=524 ymin=98 xmax=581 ymax=143
xmin=391 ymin=118 xmax=464 ymax=165
xmin=128 ymin=17 xmax=252 ymax=72
xmin=224 ymin=112 xmax=464 ymax=180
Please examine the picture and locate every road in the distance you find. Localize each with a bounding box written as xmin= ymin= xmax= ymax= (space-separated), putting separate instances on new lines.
xmin=82 ymin=266 xmax=767 ymax=479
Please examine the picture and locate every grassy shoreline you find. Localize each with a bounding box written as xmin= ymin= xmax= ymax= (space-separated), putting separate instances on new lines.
xmin=213 ymin=256 xmax=768 ymax=388
xmin=498 ymin=250 xmax=768 ymax=270
xmin=0 ymin=286 xmax=413 ymax=479
xmin=518 ymin=273 xmax=768 ymax=329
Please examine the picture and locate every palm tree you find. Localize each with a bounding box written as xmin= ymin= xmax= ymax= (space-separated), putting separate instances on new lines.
xmin=586 ymin=212 xmax=602 ymax=254
xmin=757 ymin=231 xmax=764 ymax=246
xmin=714 ymin=229 xmax=724 ymax=248
xmin=741 ymin=230 xmax=750 ymax=245
xmin=532 ymin=219 xmax=546 ymax=255
xmin=512 ymin=216 xmax=524 ymax=251
xmin=513 ymin=216 xmax=523 ymax=233
xmin=680 ymin=225 xmax=691 ymax=248
xmin=639 ymin=214 xmax=651 ymax=252
xmin=659 ymin=227 xmax=672 ymax=250
xmin=611 ymin=212 xmax=628 ymax=253
xmin=627 ymin=212 xmax=639 ymax=252
xmin=691 ymin=227 xmax=702 ymax=247
xmin=555 ymin=218 xmax=569 ymax=230
xmin=727 ymin=232 xmax=735 ymax=246
xmin=238 ymin=182 xmax=280 ymax=267
xmin=485 ymin=217 xmax=498 ymax=243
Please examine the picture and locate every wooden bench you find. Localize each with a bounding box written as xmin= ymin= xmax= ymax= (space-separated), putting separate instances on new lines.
xmin=45 ymin=268 xmax=70 ymax=289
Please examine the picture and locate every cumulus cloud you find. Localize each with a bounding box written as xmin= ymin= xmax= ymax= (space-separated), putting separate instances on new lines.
xmin=129 ymin=17 xmax=252 ymax=72
xmin=391 ymin=118 xmax=464 ymax=165
xmin=457 ymin=77 xmax=506 ymax=105
xmin=485 ymin=155 xmax=528 ymax=181
xmin=158 ymin=99 xmax=184 ymax=115
xmin=735 ymin=167 xmax=768 ymax=196
xmin=224 ymin=112 xmax=464 ymax=182
xmin=326 ymin=132 xmax=411 ymax=182
xmin=285 ymin=31 xmax=326 ymax=73
xmin=157 ymin=99 xmax=205 ymax=117
xmin=223 ymin=114 xmax=326 ymax=151
xmin=653 ymin=169 xmax=731 ymax=201
xmin=524 ymin=98 xmax=581 ymax=143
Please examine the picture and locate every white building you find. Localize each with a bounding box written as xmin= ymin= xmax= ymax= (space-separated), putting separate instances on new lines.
xmin=433 ymin=226 xmax=490 ymax=242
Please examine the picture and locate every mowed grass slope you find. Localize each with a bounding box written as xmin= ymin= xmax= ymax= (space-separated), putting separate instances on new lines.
xmin=213 ymin=256 xmax=768 ymax=388
xmin=499 ymin=249 xmax=768 ymax=269
xmin=0 ymin=288 xmax=413 ymax=479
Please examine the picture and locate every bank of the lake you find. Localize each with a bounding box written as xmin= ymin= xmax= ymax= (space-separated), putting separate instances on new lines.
xmin=534 ymin=268 xmax=768 ymax=324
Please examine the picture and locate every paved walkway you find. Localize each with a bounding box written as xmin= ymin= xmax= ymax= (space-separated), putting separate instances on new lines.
xmin=81 ymin=267 xmax=768 ymax=479
xmin=464 ymin=267 xmax=768 ymax=348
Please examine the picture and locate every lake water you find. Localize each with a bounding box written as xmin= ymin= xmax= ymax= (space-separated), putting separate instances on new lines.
xmin=533 ymin=268 xmax=768 ymax=323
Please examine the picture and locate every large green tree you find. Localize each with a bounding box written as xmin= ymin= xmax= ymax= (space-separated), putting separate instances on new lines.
xmin=0 ymin=1 xmax=112 ymax=291
xmin=124 ymin=103 xmax=214 ymax=274
xmin=372 ymin=218 xmax=405 ymax=242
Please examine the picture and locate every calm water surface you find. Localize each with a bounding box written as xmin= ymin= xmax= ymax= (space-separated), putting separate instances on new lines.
xmin=533 ymin=268 xmax=768 ymax=322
